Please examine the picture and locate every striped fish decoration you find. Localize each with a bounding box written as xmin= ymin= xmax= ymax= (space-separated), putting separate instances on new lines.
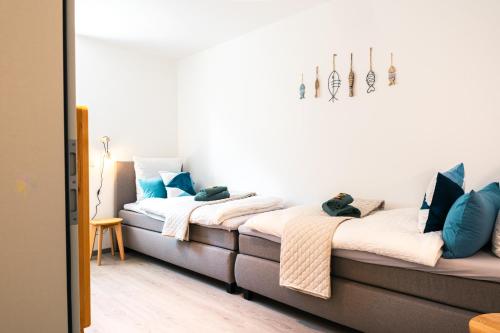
xmin=388 ymin=52 xmax=396 ymax=86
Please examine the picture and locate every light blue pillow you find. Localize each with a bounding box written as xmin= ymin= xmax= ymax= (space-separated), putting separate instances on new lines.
xmin=442 ymin=183 xmax=499 ymax=259
xmin=138 ymin=178 xmax=167 ymax=199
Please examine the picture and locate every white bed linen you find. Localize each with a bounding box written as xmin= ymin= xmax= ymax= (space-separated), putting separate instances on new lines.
xmin=333 ymin=208 xmax=443 ymax=266
xmin=190 ymin=196 xmax=283 ymax=226
xmin=124 ymin=202 xmax=260 ymax=231
xmin=244 ymin=208 xmax=444 ymax=266
xmin=124 ymin=195 xmax=283 ymax=230
xmin=123 ymin=202 xmax=163 ymax=221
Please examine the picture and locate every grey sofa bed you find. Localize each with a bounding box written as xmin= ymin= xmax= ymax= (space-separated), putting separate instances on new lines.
xmin=235 ymin=230 xmax=500 ymax=333
xmin=115 ymin=161 xmax=238 ymax=292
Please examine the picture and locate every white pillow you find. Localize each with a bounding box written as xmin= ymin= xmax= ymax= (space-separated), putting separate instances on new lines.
xmin=492 ymin=212 xmax=500 ymax=257
xmin=159 ymin=171 xmax=178 ymax=186
xmin=133 ymin=157 xmax=182 ymax=201
xmin=166 ymin=187 xmax=191 ymax=198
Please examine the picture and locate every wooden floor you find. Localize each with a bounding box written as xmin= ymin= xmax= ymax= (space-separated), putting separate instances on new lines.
xmin=85 ymin=251 xmax=356 ymax=333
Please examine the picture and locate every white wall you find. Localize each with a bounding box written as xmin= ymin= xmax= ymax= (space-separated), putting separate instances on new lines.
xmin=76 ymin=36 xmax=178 ymax=247
xmin=178 ymin=0 xmax=500 ymax=207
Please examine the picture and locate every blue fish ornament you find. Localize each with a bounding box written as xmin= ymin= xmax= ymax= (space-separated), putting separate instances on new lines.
xmin=299 ymin=73 xmax=305 ymax=99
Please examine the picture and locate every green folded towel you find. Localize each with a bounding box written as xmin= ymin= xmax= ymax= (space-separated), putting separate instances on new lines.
xmin=194 ymin=190 xmax=230 ymax=202
xmin=322 ymin=193 xmax=360 ymax=217
xmin=322 ymin=204 xmax=361 ymax=218
xmin=323 ymin=193 xmax=353 ymax=210
xmin=199 ymin=186 xmax=227 ymax=197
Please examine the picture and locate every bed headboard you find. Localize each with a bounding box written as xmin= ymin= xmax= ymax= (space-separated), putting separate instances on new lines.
xmin=115 ymin=161 xmax=136 ymax=216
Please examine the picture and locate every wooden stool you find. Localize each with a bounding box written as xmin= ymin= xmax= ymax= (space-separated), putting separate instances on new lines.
xmin=470 ymin=313 xmax=500 ymax=333
xmin=90 ymin=218 xmax=125 ymax=266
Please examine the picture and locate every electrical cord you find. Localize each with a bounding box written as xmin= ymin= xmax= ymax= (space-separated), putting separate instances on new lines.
xmin=91 ymin=142 xmax=107 ymax=220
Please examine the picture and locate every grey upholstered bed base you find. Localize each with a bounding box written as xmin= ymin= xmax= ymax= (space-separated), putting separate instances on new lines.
xmin=119 ymin=209 xmax=239 ymax=250
xmin=235 ymin=254 xmax=477 ymax=333
xmin=123 ymin=225 xmax=237 ymax=284
xmin=238 ymin=235 xmax=500 ymax=314
xmin=115 ymin=161 xmax=238 ymax=289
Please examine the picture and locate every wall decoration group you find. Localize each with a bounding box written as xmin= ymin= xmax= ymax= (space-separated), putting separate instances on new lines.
xmin=299 ymin=48 xmax=396 ymax=101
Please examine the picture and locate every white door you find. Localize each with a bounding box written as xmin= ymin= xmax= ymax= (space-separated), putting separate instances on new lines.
xmin=0 ymin=0 xmax=76 ymax=332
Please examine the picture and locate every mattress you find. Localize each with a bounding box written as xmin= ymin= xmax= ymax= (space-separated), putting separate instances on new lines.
xmin=123 ymin=202 xmax=254 ymax=231
xmin=238 ymin=226 xmax=500 ymax=283
xmin=119 ymin=210 xmax=238 ymax=251
xmin=238 ymin=231 xmax=500 ymax=314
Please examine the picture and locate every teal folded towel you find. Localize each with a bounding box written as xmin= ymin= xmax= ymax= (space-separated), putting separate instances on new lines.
xmin=322 ymin=193 xmax=361 ymax=218
xmin=323 ymin=193 xmax=353 ymax=210
xmin=324 ymin=205 xmax=361 ymax=218
xmin=194 ymin=188 xmax=230 ymax=201
xmin=200 ymin=186 xmax=227 ymax=196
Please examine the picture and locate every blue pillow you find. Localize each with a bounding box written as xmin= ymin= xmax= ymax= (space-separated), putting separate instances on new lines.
xmin=138 ymin=178 xmax=167 ymax=199
xmin=442 ymin=183 xmax=499 ymax=259
xmin=159 ymin=171 xmax=196 ymax=196
xmin=479 ymin=182 xmax=500 ymax=209
xmin=418 ymin=163 xmax=465 ymax=233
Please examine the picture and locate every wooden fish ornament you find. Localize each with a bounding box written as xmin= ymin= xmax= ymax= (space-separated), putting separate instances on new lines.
xmin=315 ymin=66 xmax=320 ymax=98
xmin=388 ymin=52 xmax=396 ymax=86
xmin=366 ymin=47 xmax=376 ymax=93
xmin=328 ymin=54 xmax=341 ymax=102
xmin=299 ymin=73 xmax=305 ymax=99
xmin=349 ymin=53 xmax=354 ymax=97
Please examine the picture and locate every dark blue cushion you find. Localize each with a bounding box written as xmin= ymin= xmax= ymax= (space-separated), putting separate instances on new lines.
xmin=138 ymin=178 xmax=167 ymax=199
xmin=164 ymin=172 xmax=196 ymax=196
xmin=442 ymin=184 xmax=499 ymax=258
xmin=418 ymin=163 xmax=465 ymax=233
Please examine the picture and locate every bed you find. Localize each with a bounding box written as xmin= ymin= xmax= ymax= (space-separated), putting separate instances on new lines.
xmin=235 ymin=227 xmax=500 ymax=333
xmin=115 ymin=161 xmax=242 ymax=292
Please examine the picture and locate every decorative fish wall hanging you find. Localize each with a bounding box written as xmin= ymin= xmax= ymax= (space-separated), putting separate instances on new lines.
xmin=349 ymin=53 xmax=354 ymax=97
xmin=366 ymin=47 xmax=376 ymax=93
xmin=314 ymin=66 xmax=320 ymax=98
xmin=299 ymin=73 xmax=305 ymax=99
xmin=328 ymin=54 xmax=341 ymax=102
xmin=388 ymin=52 xmax=396 ymax=86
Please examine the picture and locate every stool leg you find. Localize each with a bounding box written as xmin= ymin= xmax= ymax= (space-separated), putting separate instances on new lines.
xmin=109 ymin=227 xmax=115 ymax=256
xmin=114 ymin=223 xmax=125 ymax=261
xmin=89 ymin=224 xmax=97 ymax=259
xmin=97 ymin=226 xmax=103 ymax=266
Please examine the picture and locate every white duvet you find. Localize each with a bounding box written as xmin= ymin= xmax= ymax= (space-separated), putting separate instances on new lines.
xmin=190 ymin=196 xmax=284 ymax=226
xmin=333 ymin=208 xmax=443 ymax=266
xmin=245 ymin=208 xmax=444 ymax=266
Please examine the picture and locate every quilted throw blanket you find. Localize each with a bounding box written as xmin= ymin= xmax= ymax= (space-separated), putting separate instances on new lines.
xmin=280 ymin=199 xmax=384 ymax=299
xmin=161 ymin=193 xmax=255 ymax=241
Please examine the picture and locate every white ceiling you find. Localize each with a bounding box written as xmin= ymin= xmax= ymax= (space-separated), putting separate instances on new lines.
xmin=75 ymin=0 xmax=327 ymax=58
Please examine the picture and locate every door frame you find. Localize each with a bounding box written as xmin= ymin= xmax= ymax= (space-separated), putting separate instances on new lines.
xmin=63 ymin=0 xmax=80 ymax=332
xmin=76 ymin=106 xmax=91 ymax=331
